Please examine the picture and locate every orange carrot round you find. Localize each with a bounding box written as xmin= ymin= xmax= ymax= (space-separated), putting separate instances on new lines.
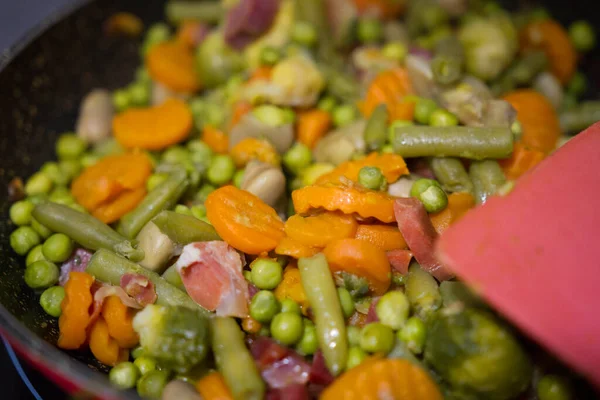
xmin=229 ymin=102 xmax=253 ymax=130
xmin=285 ymin=212 xmax=358 ymax=248
xmin=317 ymin=152 xmax=409 ymax=185
xmin=430 ymin=192 xmax=475 ymax=234
xmin=360 ymin=68 xmax=414 ymax=118
xmin=246 ymin=66 xmax=273 ymax=85
xmin=102 ymin=296 xmax=139 ymax=349
xmin=499 ymin=141 xmax=545 ymax=180
xmin=58 ymin=272 xmax=94 ymax=350
xmin=92 ymin=187 xmax=147 ymax=224
xmin=297 ymin=109 xmax=332 ymax=149
xmin=389 ymin=100 xmax=416 ymax=122
xmin=355 ymin=224 xmax=407 ymax=251
xmin=205 ymin=186 xmax=285 ymax=254
xmin=230 ymin=138 xmax=280 ymax=168
xmin=146 ymin=41 xmax=200 ymax=93
xmin=203 ymin=125 xmax=230 ymax=154
xmin=196 ymin=372 xmax=234 ymax=400
xmin=89 ymin=317 xmax=128 ymax=367
xmin=274 ymin=266 xmax=309 ymax=310
xmin=323 ymin=238 xmax=391 ymax=295
xmin=275 ymin=236 xmax=321 ymax=259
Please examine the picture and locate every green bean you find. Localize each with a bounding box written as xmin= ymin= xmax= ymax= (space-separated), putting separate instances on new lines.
xmin=152 ymin=211 xmax=220 ymax=245
xmin=431 ymin=37 xmax=464 ymax=85
xmin=86 ymin=249 xmax=209 ymax=316
xmin=439 ymin=281 xmax=487 ymax=309
xmin=391 ymin=125 xmax=513 ymax=159
xmin=296 ymin=0 xmax=334 ymax=61
xmin=298 ymin=253 xmax=348 ymax=376
xmin=118 ymin=170 xmax=188 ymax=239
xmin=363 ymin=104 xmax=389 ymax=151
xmin=405 ymin=263 xmax=441 ymax=321
xmin=32 ymin=203 xmax=144 ymax=262
xmin=162 ymin=264 xmax=186 ymax=292
xmin=165 ymin=1 xmax=224 ymax=24
xmin=429 ymin=157 xmax=474 ymax=194
xmin=491 ymin=51 xmax=547 ymax=95
xmin=469 ymin=160 xmax=506 ymax=204
xmin=559 ymin=101 xmax=600 ymax=133
xmin=319 ymin=64 xmax=360 ymax=103
xmin=211 ymin=317 xmax=265 ymax=400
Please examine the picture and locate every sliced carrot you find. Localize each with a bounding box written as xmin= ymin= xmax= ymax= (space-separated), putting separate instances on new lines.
xmin=196 ymin=372 xmax=234 ymax=400
xmin=58 ymin=272 xmax=94 ymax=350
xmin=203 ymin=125 xmax=230 ymax=154
xmin=430 ymin=192 xmax=476 ymax=234
xmin=246 ymin=66 xmax=273 ymax=85
xmin=316 ymin=152 xmax=409 ymax=185
xmin=274 ymin=266 xmax=309 ymax=310
xmin=296 ymin=109 xmax=332 ymax=149
xmin=101 ymin=296 xmax=139 ymax=349
xmin=146 ymin=40 xmax=200 ymax=93
xmin=205 ymin=186 xmax=285 ymax=254
xmin=284 ymin=212 xmax=358 ymax=248
xmin=229 ymin=101 xmax=253 ymax=130
xmin=113 ymin=98 xmax=193 ymax=151
xmin=355 ymin=224 xmax=407 ymax=251
xmin=360 ymin=67 xmax=414 ymax=118
xmin=92 ymin=187 xmax=147 ymax=224
xmin=388 ymin=100 xmax=416 ymax=122
xmin=275 ymin=236 xmax=321 ymax=259
xmin=89 ymin=317 xmax=128 ymax=367
xmin=230 ymin=138 xmax=280 ymax=168
xmin=499 ymin=141 xmax=545 ymax=180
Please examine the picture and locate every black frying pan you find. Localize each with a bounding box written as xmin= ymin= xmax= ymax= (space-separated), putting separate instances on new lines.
xmin=0 ymin=0 xmax=598 ymax=398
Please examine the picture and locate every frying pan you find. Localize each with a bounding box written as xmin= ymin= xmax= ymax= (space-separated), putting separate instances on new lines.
xmin=0 ymin=0 xmax=598 ymax=398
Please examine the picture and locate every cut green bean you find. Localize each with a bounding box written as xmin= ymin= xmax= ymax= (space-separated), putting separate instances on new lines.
xmin=429 ymin=157 xmax=474 ymax=194
xmin=492 ymin=51 xmax=547 ymax=95
xmin=86 ymin=249 xmax=208 ymax=316
xmin=162 ymin=264 xmax=186 ymax=292
xmin=32 ymin=203 xmax=144 ymax=261
xmin=431 ymin=37 xmax=464 ymax=85
xmin=211 ymin=317 xmax=265 ymax=400
xmin=298 ymin=253 xmax=348 ymax=376
xmin=152 ymin=210 xmax=220 ymax=245
xmin=118 ymin=170 xmax=188 ymax=239
xmin=295 ymin=0 xmax=334 ymax=61
xmin=165 ymin=1 xmax=224 ymax=24
xmin=363 ymin=104 xmax=389 ymax=151
xmin=469 ymin=160 xmax=506 ymax=204
xmin=391 ymin=125 xmax=513 ymax=159
xmin=405 ymin=263 xmax=441 ymax=321
xmin=559 ymin=101 xmax=600 ymax=133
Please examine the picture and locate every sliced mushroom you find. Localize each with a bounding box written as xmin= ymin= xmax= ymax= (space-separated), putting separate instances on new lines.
xmin=241 ymin=160 xmax=286 ymax=207
xmin=75 ymin=89 xmax=114 ymax=144
xmin=229 ymin=113 xmax=294 ymax=154
xmin=137 ymin=221 xmax=176 ymax=273
xmin=313 ymin=119 xmax=366 ymax=165
xmin=534 ymin=72 xmax=563 ymax=111
xmin=388 ymin=176 xmax=417 ymax=198
xmin=482 ymin=99 xmax=516 ymax=128
xmin=161 ymin=380 xmax=202 ymax=400
xmin=406 ymin=55 xmax=437 ymax=99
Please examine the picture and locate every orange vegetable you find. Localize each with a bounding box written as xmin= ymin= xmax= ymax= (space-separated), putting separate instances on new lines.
xmin=388 ymin=100 xmax=416 ymax=122
xmin=296 ymin=109 xmax=332 ymax=149
xmin=101 ymin=296 xmax=139 ymax=349
xmin=284 ymin=212 xmax=358 ymax=248
xmin=242 ymin=317 xmax=262 ymax=334
xmin=104 ymin=12 xmax=143 ymax=37
xmin=274 ymin=266 xmax=309 ymax=310
xmin=430 ymin=192 xmax=476 ymax=234
xmin=352 ymin=0 xmax=406 ymax=19
xmin=323 ymin=238 xmax=391 ymax=296
xmin=176 ymin=21 xmax=206 ymax=48
xmin=499 ymin=141 xmax=545 ymax=180
xmin=229 ymin=102 xmax=253 ymax=130
xmin=360 ymin=68 xmax=414 ymax=118
xmin=247 ymin=66 xmax=272 ymax=84
xmin=58 ymin=272 xmax=94 ymax=350
xmin=316 ymin=152 xmax=409 ymax=185
xmin=292 ymin=183 xmax=396 ymax=223
xmin=113 ymin=98 xmax=193 ymax=151
xmin=355 ymin=224 xmax=407 ymax=251
xmin=89 ymin=317 xmax=128 ymax=367
xmin=92 ymin=187 xmax=147 ymax=224
xmin=321 ymin=356 xmax=443 ymax=400
xmin=203 ymin=125 xmax=230 ymax=154
xmin=275 ymin=236 xmax=321 ymax=259
xmin=503 ymin=89 xmax=561 ymax=154
xmin=196 ymin=372 xmax=234 ymax=400
xmin=230 ymin=138 xmax=280 ymax=168
xmin=520 ymin=20 xmax=576 ymax=84
xmin=205 ymin=186 xmax=285 ymax=254
xmin=146 ymin=41 xmax=200 ymax=93
xmin=348 ymin=311 xmax=368 ymax=328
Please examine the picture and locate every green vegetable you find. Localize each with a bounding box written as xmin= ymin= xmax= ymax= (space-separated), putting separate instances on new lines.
xmin=146 ymin=173 xmax=168 ymax=192
xmin=359 ymin=322 xmax=395 ymax=354
xmin=419 ymin=185 xmax=448 ymax=213
xmin=414 ymin=99 xmax=438 ymax=125
xmin=429 ymin=109 xmax=459 ymax=127
xmin=298 ymin=253 xmax=348 ymax=376
xmin=346 ymin=326 xmax=361 ymax=347
xmin=358 ymin=166 xmax=386 ymax=191
xmin=24 ymin=260 xmax=59 ymax=289
xmin=292 ymin=21 xmax=318 ymax=47
xmin=187 ymin=140 xmax=213 ymax=161
xmin=440 ymin=281 xmax=487 ymax=309
xmin=211 ymin=317 xmax=266 ymax=400
xmin=152 ymin=210 xmax=220 ymax=245
xmin=250 ymin=290 xmax=280 ymax=323
xmin=41 ymin=162 xmax=68 ymax=186
xmin=537 ymin=375 xmax=572 ymax=400
xmin=196 ymin=32 xmax=245 ymax=88
xmin=33 ymin=203 xmax=144 ymax=261
xmin=280 ymin=298 xmax=301 ymax=315
xmin=162 ymin=146 xmax=190 ymax=164
xmin=129 ymin=82 xmax=150 ymax=107
xmin=569 ymin=21 xmax=596 ymax=52
xmin=431 ymin=37 xmax=464 ymax=85
xmin=109 ymin=362 xmax=140 ymax=390
xmin=112 ymin=89 xmax=131 ymax=112
xmin=134 ymin=356 xmax=157 ymax=375
xmin=429 ymin=158 xmax=474 ymax=194
xmin=376 ymin=291 xmax=409 ymax=330
xmin=283 ymin=143 xmax=312 ymax=175
xmin=559 ymin=101 xmax=600 ymax=133
xmin=567 ymin=72 xmax=587 ymax=97
xmin=59 ymin=159 xmax=81 ymax=181
xmin=425 ymin=308 xmax=533 ymax=400
xmin=397 ymin=316 xmax=426 ymax=354
xmin=346 ymin=346 xmax=367 ymax=370
xmin=141 ymin=23 xmax=171 ymax=56
xmin=31 ymin=217 xmax=52 ymax=240
xmin=492 ymin=51 xmax=548 ymax=95
xmin=207 ymin=155 xmax=236 ymax=186
xmin=9 ymin=200 xmax=35 ymax=226
xmin=260 ymin=46 xmax=281 ymax=67
xmin=39 ymin=286 xmax=65 ymax=317
xmin=382 ymin=42 xmax=408 ymax=63
xmin=337 ymin=287 xmax=355 ymax=319
xmin=133 ymin=304 xmax=209 ymax=373
xmin=270 ymin=312 xmax=304 ymax=345
xmin=338 ymin=271 xmax=370 ymax=300
xmin=165 ymin=0 xmax=223 ymax=24
xmin=131 ymin=346 xmax=145 ymax=360
xmin=25 ymin=172 xmax=53 ymax=196
xmin=332 ymin=104 xmax=358 ymax=128
xmin=251 ymin=258 xmax=283 ymax=290
xmin=162 ymin=264 xmax=186 ymax=293
xmin=469 ymin=160 xmax=506 ymax=204
xmin=391 ymin=125 xmax=513 ymax=159
xmin=42 ymin=233 xmax=74 ymax=263
xmin=405 ymin=263 xmax=441 ymax=320
xmin=357 ymin=18 xmax=383 ymax=44
xmin=10 ymin=226 xmax=41 ymax=256
xmin=56 ymin=133 xmax=86 ymax=160
xmin=48 ymin=187 xmax=74 ymax=205
xmin=317 ymin=96 xmax=337 ymax=113
xmin=410 ymin=178 xmax=441 ymax=199
xmin=232 ymin=169 xmax=245 ymax=188
xmin=363 ymin=104 xmax=389 ymax=151
xmin=26 ymin=244 xmax=46 ymax=267
xmin=137 ymin=370 xmax=169 ymax=400
xmin=296 ymin=321 xmax=318 ymax=355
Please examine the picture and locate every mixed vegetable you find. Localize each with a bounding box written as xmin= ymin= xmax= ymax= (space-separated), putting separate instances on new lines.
xmin=7 ymin=0 xmax=599 ymax=399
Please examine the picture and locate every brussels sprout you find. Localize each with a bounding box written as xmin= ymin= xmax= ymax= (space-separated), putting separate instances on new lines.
xmin=425 ymin=308 xmax=532 ymax=400
xmin=195 ymin=32 xmax=245 ymax=88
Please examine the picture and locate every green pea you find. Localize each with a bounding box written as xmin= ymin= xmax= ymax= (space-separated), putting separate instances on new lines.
xmin=131 ymin=345 xmax=145 ymax=359
xmin=292 ymin=21 xmax=318 ymax=47
xmin=207 ymin=155 xmax=236 ymax=186
xmin=296 ymin=321 xmax=318 ymax=355
xmin=129 ymin=82 xmax=150 ymax=106
xmin=280 ymin=298 xmax=301 ymax=315
xmin=251 ymin=258 xmax=283 ymax=290
xmin=59 ymin=159 xmax=82 ymax=181
xmin=39 ymin=286 xmax=65 ymax=318
xmin=196 ymin=184 xmax=216 ymax=203
xmin=537 ymin=375 xmax=572 ymax=400
xmin=233 ymin=169 xmax=245 ymax=188
xmin=243 ymin=270 xmax=253 ymax=283
xmin=360 ymin=322 xmax=395 ymax=354
xmin=112 ymin=89 xmax=131 ymax=111
xmin=332 ymin=104 xmax=358 ymax=128
xmin=146 ymin=173 xmax=169 ymax=192
xmin=567 ymin=72 xmax=587 ymax=97
xmin=135 ymin=67 xmax=151 ymax=84
xmin=190 ymin=204 xmax=207 ymax=219
xmin=282 ymin=108 xmax=296 ymax=125
xmin=569 ymin=21 xmax=596 ymax=52
xmin=174 ymin=205 xmax=193 ymax=216
xmin=41 ymin=162 xmax=68 ymax=186
xmin=270 ymin=312 xmax=304 ymax=345
xmin=317 ymin=96 xmax=337 ymax=113
xmin=347 ymin=326 xmax=361 ymax=347
xmin=162 ymin=146 xmax=190 ymax=164
xmin=134 ymin=356 xmax=157 ymax=376
xmin=25 ymin=172 xmax=53 ymax=196
xmin=429 ymin=109 xmax=458 ymax=127
xmin=10 ymin=226 xmax=41 ymax=256
xmin=68 ymin=203 xmax=88 ymax=214
xmin=188 ymin=140 xmax=213 ymax=162
xmin=259 ymin=326 xmax=271 ymax=337
xmin=398 ymin=316 xmax=426 ymax=354
xmin=388 ymin=119 xmax=414 ymax=142
xmin=42 ymin=233 xmax=74 ymax=263
xmin=24 ymin=260 xmax=59 ymax=289
xmin=380 ymin=144 xmax=394 ymax=154
xmin=376 ymin=291 xmax=409 ymax=330
xmin=253 ymin=105 xmax=288 ymax=127
xmin=137 ymin=370 xmax=169 ymax=399
xmin=358 ymin=166 xmax=386 ymax=191
xmin=250 ymin=290 xmax=280 ymax=323
xmin=10 ymin=200 xmax=35 ymax=226
xmin=260 ymin=46 xmax=282 ymax=66
xmin=49 ymin=188 xmax=75 ymax=205
xmin=56 ymin=133 xmax=87 ymax=160
xmin=357 ymin=18 xmax=383 ymax=44
xmin=142 ymin=23 xmax=171 ymax=55
xmin=511 ymin=120 xmax=523 ymax=141
xmin=109 ymin=361 xmax=140 ymax=390
xmin=414 ymin=99 xmax=438 ymax=125
xmin=391 ymin=272 xmax=406 ymax=286
xmin=27 ymin=194 xmax=48 ymax=205
xmin=346 ymin=346 xmax=367 ymax=370
xmin=382 ymin=42 xmax=408 ymax=63
xmin=419 ymin=185 xmax=448 ymax=213
xmin=283 ymin=143 xmax=312 ymax=175
xmin=26 ymin=244 xmax=47 ymax=267
xmin=337 ymin=288 xmax=355 ymax=319
xmin=410 ymin=178 xmax=441 ymax=199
